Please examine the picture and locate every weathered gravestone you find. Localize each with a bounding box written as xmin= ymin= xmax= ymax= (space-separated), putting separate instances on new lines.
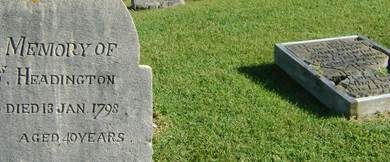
xmin=275 ymin=36 xmax=390 ymax=118
xmin=0 ymin=0 xmax=152 ymax=161
xmin=132 ymin=0 xmax=185 ymax=9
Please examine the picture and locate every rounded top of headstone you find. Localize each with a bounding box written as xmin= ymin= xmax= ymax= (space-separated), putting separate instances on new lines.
xmin=0 ymin=0 xmax=141 ymax=67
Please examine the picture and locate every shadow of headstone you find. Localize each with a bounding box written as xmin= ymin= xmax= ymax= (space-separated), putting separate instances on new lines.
xmin=238 ymin=63 xmax=342 ymax=118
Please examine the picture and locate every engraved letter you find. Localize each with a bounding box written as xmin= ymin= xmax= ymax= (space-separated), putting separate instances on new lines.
xmin=17 ymin=67 xmax=30 ymax=85
xmin=6 ymin=36 xmax=26 ymax=56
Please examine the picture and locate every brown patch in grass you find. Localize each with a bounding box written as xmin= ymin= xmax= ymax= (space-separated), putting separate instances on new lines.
xmin=153 ymin=111 xmax=170 ymax=136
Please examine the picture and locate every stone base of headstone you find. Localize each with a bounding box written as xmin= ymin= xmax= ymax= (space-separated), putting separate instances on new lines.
xmin=275 ymin=35 xmax=390 ymax=118
xmin=132 ymin=0 xmax=185 ymax=9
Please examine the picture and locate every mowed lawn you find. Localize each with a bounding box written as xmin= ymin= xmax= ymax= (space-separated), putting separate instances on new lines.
xmin=131 ymin=0 xmax=390 ymax=161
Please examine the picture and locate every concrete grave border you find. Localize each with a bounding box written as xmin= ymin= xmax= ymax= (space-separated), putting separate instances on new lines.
xmin=275 ymin=35 xmax=390 ymax=118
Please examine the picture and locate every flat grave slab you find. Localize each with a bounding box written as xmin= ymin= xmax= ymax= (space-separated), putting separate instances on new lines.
xmin=132 ymin=0 xmax=185 ymax=9
xmin=275 ymin=35 xmax=390 ymax=118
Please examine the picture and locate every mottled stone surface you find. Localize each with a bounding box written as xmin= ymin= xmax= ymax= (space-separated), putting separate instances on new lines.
xmin=286 ymin=38 xmax=389 ymax=98
xmin=0 ymin=0 xmax=152 ymax=161
xmin=132 ymin=0 xmax=185 ymax=9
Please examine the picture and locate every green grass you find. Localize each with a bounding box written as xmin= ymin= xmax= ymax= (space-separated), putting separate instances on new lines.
xmin=122 ymin=0 xmax=131 ymax=7
xmin=131 ymin=0 xmax=390 ymax=161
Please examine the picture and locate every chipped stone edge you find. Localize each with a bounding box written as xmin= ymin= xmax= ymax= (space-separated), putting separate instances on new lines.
xmin=275 ymin=35 xmax=390 ymax=118
xmin=120 ymin=0 xmax=154 ymax=159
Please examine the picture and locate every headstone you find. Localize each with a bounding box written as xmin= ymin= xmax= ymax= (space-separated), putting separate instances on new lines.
xmin=132 ymin=0 xmax=185 ymax=9
xmin=0 ymin=0 xmax=153 ymax=161
xmin=275 ymin=36 xmax=390 ymax=118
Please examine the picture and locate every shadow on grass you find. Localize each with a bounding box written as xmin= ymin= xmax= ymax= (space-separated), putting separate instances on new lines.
xmin=238 ymin=63 xmax=342 ymax=118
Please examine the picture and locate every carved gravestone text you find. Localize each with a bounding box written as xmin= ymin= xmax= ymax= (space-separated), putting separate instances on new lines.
xmin=0 ymin=0 xmax=152 ymax=161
